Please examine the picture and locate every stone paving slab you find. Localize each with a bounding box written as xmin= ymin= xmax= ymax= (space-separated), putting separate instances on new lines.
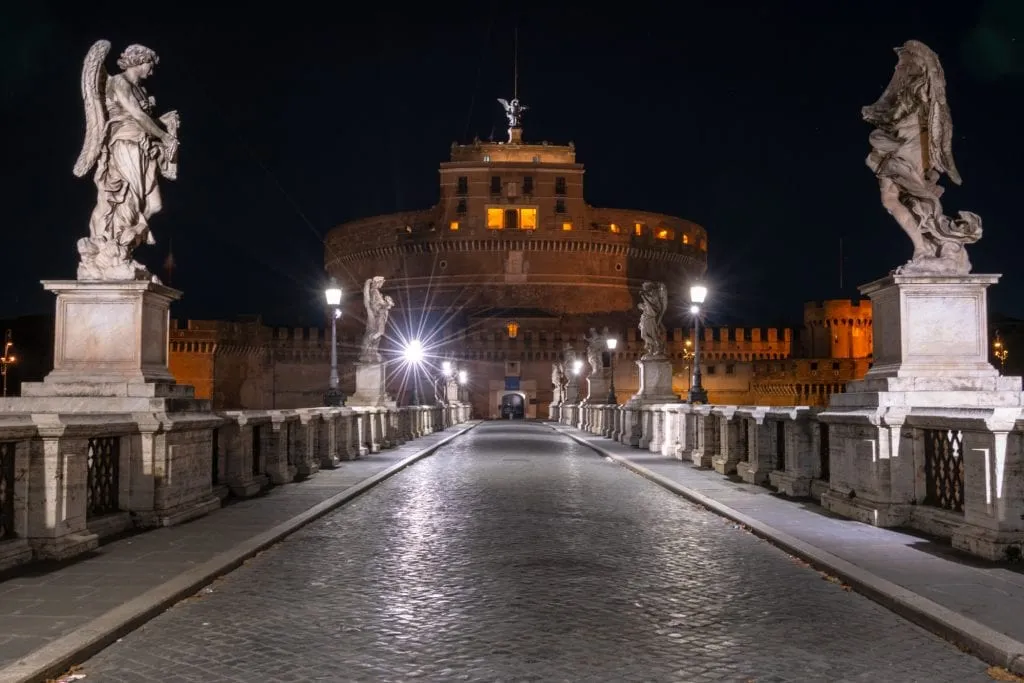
xmin=0 ymin=421 xmax=479 ymax=682
xmin=554 ymin=424 xmax=1024 ymax=674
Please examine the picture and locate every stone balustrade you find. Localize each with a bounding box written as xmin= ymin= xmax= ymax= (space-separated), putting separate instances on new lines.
xmin=0 ymin=403 xmax=472 ymax=572
xmin=563 ymin=401 xmax=1024 ymax=562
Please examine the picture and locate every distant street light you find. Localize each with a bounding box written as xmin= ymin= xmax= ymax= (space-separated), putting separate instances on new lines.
xmin=324 ymin=279 xmax=344 ymax=406
xmin=606 ymin=336 xmax=618 ymax=404
xmin=1 ymin=330 xmax=15 ymax=398
xmin=404 ymin=339 xmax=424 ymax=404
xmin=688 ymin=283 xmax=709 ymax=404
xmin=994 ymin=331 xmax=1009 ymax=374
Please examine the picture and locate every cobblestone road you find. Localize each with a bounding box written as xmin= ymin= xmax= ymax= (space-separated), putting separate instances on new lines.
xmin=78 ymin=422 xmax=989 ymax=682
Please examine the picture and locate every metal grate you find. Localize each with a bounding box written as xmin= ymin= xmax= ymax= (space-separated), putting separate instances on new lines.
xmin=818 ymin=423 xmax=830 ymax=481
xmin=211 ymin=428 xmax=220 ymax=485
xmin=0 ymin=442 xmax=14 ymax=539
xmin=775 ymin=421 xmax=786 ymax=471
xmin=87 ymin=436 xmax=120 ymax=518
xmin=924 ymin=429 xmax=965 ymax=513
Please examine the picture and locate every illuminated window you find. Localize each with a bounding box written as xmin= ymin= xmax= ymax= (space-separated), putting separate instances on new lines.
xmin=487 ymin=208 xmax=504 ymax=229
xmin=656 ymin=227 xmax=674 ymax=240
xmin=609 ymin=223 xmax=620 ymax=234
xmin=699 ymin=239 xmax=707 ymax=251
xmin=562 ymin=222 xmax=573 ymax=231
xmin=634 ymin=223 xmax=643 ymax=236
xmin=682 ymin=234 xmax=689 ymax=244
xmin=506 ymin=320 xmax=519 ymax=338
xmin=520 ymin=208 xmax=537 ymax=230
xmin=449 ymin=221 xmax=459 ymax=231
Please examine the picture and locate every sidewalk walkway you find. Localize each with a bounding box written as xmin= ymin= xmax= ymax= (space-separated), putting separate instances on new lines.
xmin=553 ymin=424 xmax=1024 ymax=675
xmin=0 ymin=421 xmax=479 ymax=683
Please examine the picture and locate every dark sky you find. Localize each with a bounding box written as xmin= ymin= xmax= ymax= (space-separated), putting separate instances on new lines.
xmin=2 ymin=1 xmax=1023 ymax=328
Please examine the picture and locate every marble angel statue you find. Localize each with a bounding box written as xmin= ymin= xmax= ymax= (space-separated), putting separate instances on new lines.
xmin=584 ymin=327 xmax=608 ymax=375
xmin=638 ymin=281 xmax=668 ymax=359
xmin=862 ymin=40 xmax=981 ymax=275
xmin=550 ymin=360 xmax=567 ymax=400
xmin=73 ymin=40 xmax=180 ymax=281
xmin=359 ymin=276 xmax=395 ymax=363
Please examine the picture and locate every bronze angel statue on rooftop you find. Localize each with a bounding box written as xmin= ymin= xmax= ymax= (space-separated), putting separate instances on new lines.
xmin=73 ymin=40 xmax=180 ymax=281
xmin=862 ymin=40 xmax=981 ymax=275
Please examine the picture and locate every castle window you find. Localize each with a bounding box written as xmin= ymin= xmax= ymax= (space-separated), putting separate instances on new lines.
xmin=457 ymin=176 xmax=468 ymax=195
xmin=523 ymin=176 xmax=534 ymax=194
xmin=456 ymin=199 xmax=467 ymax=214
xmin=449 ymin=221 xmax=459 ymax=231
xmin=634 ymin=223 xmax=643 ymax=236
xmin=562 ymin=222 xmax=573 ymax=231
xmin=555 ymin=199 xmax=566 ymax=214
xmin=656 ymin=227 xmax=674 ymax=240
xmin=487 ymin=208 xmax=504 ymax=229
xmin=490 ymin=176 xmax=501 ymax=194
xmin=505 ymin=209 xmax=519 ymax=230
xmin=682 ymin=234 xmax=689 ymax=244
xmin=483 ymin=155 xmax=491 ymax=162
xmin=555 ymin=176 xmax=567 ymax=195
xmin=609 ymin=223 xmax=620 ymax=234
xmin=520 ymin=208 xmax=537 ymax=230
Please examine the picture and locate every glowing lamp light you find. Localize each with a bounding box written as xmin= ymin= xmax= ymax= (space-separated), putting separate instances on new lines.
xmin=606 ymin=337 xmax=618 ymax=351
xmin=690 ymin=283 xmax=708 ymax=304
xmin=325 ymin=279 xmax=342 ymax=307
xmin=458 ymin=369 xmax=468 ymax=385
xmin=405 ymin=339 xmax=424 ymax=365
xmin=572 ymin=360 xmax=583 ymax=375
xmin=690 ymin=304 xmax=700 ymax=315
xmin=442 ymin=360 xmax=453 ymax=377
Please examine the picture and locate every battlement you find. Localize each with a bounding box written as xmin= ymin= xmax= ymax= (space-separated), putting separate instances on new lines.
xmin=447 ymin=139 xmax=577 ymax=165
xmin=803 ymin=299 xmax=873 ymax=326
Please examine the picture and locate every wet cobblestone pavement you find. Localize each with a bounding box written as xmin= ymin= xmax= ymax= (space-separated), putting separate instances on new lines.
xmin=78 ymin=422 xmax=989 ymax=682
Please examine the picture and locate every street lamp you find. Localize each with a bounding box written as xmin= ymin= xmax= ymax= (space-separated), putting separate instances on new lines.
xmin=458 ymin=368 xmax=468 ymax=402
xmin=994 ymin=331 xmax=1009 ymax=374
xmin=1 ymin=330 xmax=15 ymax=398
xmin=324 ymin=279 xmax=344 ymax=406
xmin=405 ymin=339 xmax=424 ymax=404
xmin=606 ymin=336 xmax=618 ymax=404
xmin=572 ymin=359 xmax=582 ymax=376
xmin=682 ymin=339 xmax=694 ymax=391
xmin=688 ymin=283 xmax=709 ymax=404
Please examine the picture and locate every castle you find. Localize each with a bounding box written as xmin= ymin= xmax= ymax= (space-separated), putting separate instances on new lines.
xmin=167 ymin=103 xmax=873 ymax=415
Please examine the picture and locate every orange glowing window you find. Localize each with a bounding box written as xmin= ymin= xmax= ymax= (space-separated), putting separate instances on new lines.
xmin=634 ymin=223 xmax=643 ymax=236
xmin=449 ymin=221 xmax=460 ymax=231
xmin=520 ymin=208 xmax=537 ymax=230
xmin=506 ymin=320 xmax=519 ymax=338
xmin=487 ymin=208 xmax=504 ymax=229
xmin=562 ymin=222 xmax=573 ymax=231
xmin=609 ymin=223 xmax=620 ymax=234
xmin=682 ymin=234 xmax=689 ymax=244
xmin=656 ymin=228 xmax=674 ymax=240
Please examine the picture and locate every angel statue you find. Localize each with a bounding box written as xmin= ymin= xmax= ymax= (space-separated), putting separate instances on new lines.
xmin=584 ymin=327 xmax=608 ymax=376
xmin=497 ymin=97 xmax=528 ymax=129
xmin=550 ymin=360 xmax=567 ymax=403
xmin=359 ymin=276 xmax=395 ymax=363
xmin=638 ymin=281 xmax=668 ymax=359
xmin=862 ymin=40 xmax=981 ymax=276
xmin=73 ymin=40 xmax=180 ymax=282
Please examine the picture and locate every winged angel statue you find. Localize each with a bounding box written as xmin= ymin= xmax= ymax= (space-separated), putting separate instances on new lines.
xmin=73 ymin=40 xmax=180 ymax=281
xmin=637 ymin=281 xmax=668 ymax=359
xmin=359 ymin=276 xmax=395 ymax=363
xmin=862 ymin=40 xmax=980 ymax=275
xmin=497 ymin=97 xmax=528 ymax=129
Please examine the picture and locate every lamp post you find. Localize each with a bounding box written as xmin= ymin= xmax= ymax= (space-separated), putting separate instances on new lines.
xmin=606 ymin=336 xmax=618 ymax=404
xmin=324 ymin=279 xmax=344 ymax=406
xmin=688 ymin=283 xmax=709 ymax=404
xmin=994 ymin=331 xmax=1009 ymax=374
xmin=682 ymin=339 xmax=694 ymax=392
xmin=405 ymin=339 xmax=424 ymax=404
xmin=1 ymin=330 xmax=15 ymax=398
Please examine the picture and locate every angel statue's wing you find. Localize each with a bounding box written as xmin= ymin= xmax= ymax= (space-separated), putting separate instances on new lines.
xmin=73 ymin=40 xmax=111 ymax=178
xmin=496 ymin=98 xmax=510 ymax=112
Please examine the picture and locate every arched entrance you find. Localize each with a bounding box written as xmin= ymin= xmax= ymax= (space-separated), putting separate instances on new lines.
xmin=499 ymin=392 xmax=525 ymax=419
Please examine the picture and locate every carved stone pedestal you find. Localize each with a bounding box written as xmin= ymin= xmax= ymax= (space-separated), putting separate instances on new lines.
xmin=347 ymin=362 xmax=396 ymax=408
xmin=583 ymin=374 xmax=612 ymax=404
xmin=0 ymin=280 xmax=205 ymax=413
xmin=627 ymin=358 xmax=680 ymax=404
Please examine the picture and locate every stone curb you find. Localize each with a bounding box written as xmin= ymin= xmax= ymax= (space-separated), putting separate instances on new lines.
xmin=1 ymin=421 xmax=481 ymax=683
xmin=556 ymin=426 xmax=1024 ymax=676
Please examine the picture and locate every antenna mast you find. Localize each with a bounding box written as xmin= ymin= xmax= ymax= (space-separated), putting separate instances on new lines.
xmin=514 ymin=26 xmax=519 ymax=100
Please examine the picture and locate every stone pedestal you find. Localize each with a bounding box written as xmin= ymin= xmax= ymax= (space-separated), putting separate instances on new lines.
xmin=627 ymin=358 xmax=681 ymax=404
xmin=0 ymin=280 xmax=205 ymax=413
xmin=828 ymin=274 xmax=1021 ymax=410
xmin=583 ymin=373 xmax=612 ymax=404
xmin=347 ymin=362 xmax=396 ymax=407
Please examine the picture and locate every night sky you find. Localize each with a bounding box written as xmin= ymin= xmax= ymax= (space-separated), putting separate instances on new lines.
xmin=2 ymin=1 xmax=1024 ymax=329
